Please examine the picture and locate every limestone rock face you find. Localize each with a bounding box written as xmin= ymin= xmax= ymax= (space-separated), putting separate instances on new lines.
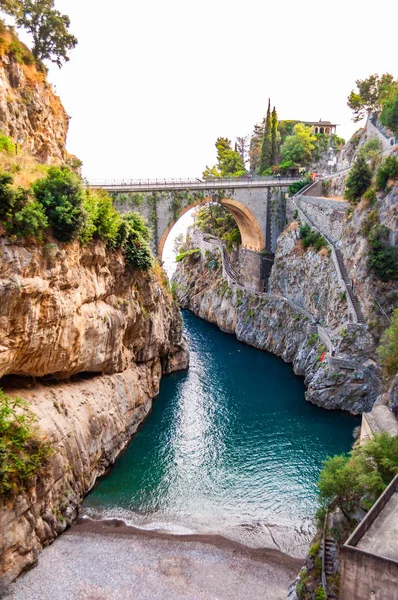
xmin=341 ymin=182 xmax=398 ymax=333
xmin=0 ymin=50 xmax=68 ymax=163
xmin=0 ymin=239 xmax=187 ymax=379
xmin=269 ymin=225 xmax=349 ymax=331
xmin=0 ymin=239 xmax=188 ymax=589
xmin=173 ymin=229 xmax=380 ymax=414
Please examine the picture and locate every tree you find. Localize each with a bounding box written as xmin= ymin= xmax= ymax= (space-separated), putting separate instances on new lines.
xmin=280 ymin=123 xmax=316 ymax=165
xmin=202 ymin=137 xmax=245 ymax=179
xmin=318 ymin=433 xmax=398 ymax=517
xmin=259 ymin=99 xmax=272 ymax=173
xmin=344 ymin=154 xmax=372 ymax=204
xmin=347 ymin=73 xmax=398 ymax=122
xmin=0 ymin=0 xmax=77 ymax=68
xmin=235 ymin=135 xmax=250 ymax=167
xmin=249 ymin=121 xmax=264 ymax=173
xmin=270 ymin=106 xmax=278 ymax=165
xmin=380 ymin=90 xmax=398 ymax=135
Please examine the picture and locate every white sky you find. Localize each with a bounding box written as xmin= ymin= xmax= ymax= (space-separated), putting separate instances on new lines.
xmin=38 ymin=0 xmax=398 ymax=179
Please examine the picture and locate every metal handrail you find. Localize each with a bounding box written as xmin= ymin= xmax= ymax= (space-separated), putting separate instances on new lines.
xmin=88 ymin=176 xmax=300 ymax=190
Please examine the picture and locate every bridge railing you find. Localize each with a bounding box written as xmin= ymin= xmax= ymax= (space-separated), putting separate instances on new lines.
xmin=88 ymin=176 xmax=300 ymax=190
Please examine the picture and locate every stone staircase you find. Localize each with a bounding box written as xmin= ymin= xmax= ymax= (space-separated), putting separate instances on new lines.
xmin=324 ymin=537 xmax=338 ymax=599
xmin=334 ymin=249 xmax=366 ymax=324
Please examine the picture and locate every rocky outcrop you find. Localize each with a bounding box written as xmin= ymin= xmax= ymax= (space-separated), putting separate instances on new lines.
xmin=0 ymin=238 xmax=188 ymax=589
xmin=173 ymin=228 xmax=380 ymax=414
xmin=340 ymin=181 xmax=398 ymax=335
xmin=0 ymin=28 xmax=68 ymax=163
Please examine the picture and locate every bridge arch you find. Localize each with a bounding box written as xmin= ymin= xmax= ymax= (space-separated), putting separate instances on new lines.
xmin=158 ymin=197 xmax=265 ymax=259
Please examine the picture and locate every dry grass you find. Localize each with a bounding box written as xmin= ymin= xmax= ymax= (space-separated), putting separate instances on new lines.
xmin=152 ymin=260 xmax=172 ymax=300
xmin=288 ymin=221 xmax=299 ymax=231
xmin=0 ymin=148 xmax=48 ymax=188
xmin=318 ymin=247 xmax=329 ymax=258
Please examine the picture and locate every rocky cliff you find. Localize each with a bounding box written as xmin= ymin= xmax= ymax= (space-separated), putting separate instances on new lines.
xmin=173 ymin=228 xmax=380 ymax=414
xmin=0 ymin=26 xmax=68 ymax=163
xmin=0 ymin=239 xmax=188 ymax=589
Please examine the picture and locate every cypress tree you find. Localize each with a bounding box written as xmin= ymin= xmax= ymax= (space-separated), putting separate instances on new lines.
xmin=259 ymin=99 xmax=272 ymax=173
xmin=344 ymin=155 xmax=372 ymax=204
xmin=271 ymin=106 xmax=278 ymax=165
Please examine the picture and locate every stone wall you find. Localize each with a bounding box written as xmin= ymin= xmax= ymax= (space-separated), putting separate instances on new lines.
xmin=296 ymin=197 xmax=348 ymax=244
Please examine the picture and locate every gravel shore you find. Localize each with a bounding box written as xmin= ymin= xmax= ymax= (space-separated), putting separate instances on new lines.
xmin=5 ymin=519 xmax=302 ymax=600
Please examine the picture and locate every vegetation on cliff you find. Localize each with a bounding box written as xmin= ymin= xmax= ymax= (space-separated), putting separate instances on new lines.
xmin=204 ymin=100 xmax=344 ymax=178
xmin=317 ymin=433 xmax=398 ymax=517
xmin=194 ymin=203 xmax=241 ymax=249
xmin=0 ymin=0 xmax=77 ymax=68
xmin=348 ymin=73 xmax=398 ymax=135
xmin=0 ymin=390 xmax=52 ymax=499
xmin=377 ymin=308 xmax=398 ymax=379
xmin=0 ymin=146 xmax=153 ymax=270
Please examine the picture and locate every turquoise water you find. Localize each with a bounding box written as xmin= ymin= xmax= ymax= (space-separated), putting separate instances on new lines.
xmin=83 ymin=311 xmax=359 ymax=554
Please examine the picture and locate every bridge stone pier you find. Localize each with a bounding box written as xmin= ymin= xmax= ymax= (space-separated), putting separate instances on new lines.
xmin=92 ymin=178 xmax=296 ymax=291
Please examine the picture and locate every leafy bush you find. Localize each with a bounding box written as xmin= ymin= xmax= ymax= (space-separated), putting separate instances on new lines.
xmin=195 ymin=203 xmax=241 ymax=247
xmin=377 ymin=308 xmax=398 ymax=378
xmin=318 ymin=433 xmax=398 ymax=516
xmin=32 ymin=166 xmax=85 ymax=242
xmin=175 ymin=248 xmax=201 ymax=263
xmin=367 ymin=224 xmax=398 ymax=281
xmin=380 ymin=90 xmax=398 ymax=135
xmin=80 ymin=189 xmax=122 ymax=247
xmin=288 ymin=176 xmax=311 ymax=195
xmin=0 ymin=131 xmax=15 ymax=154
xmin=0 ymin=170 xmax=17 ymax=218
xmin=7 ymin=199 xmax=48 ymax=240
xmin=299 ymin=223 xmax=327 ymax=251
xmin=0 ymin=390 xmax=52 ymax=499
xmin=120 ymin=213 xmax=152 ymax=270
xmin=360 ymin=208 xmax=378 ymax=237
xmin=344 ymin=155 xmax=372 ymax=204
xmin=376 ymin=155 xmax=398 ymax=191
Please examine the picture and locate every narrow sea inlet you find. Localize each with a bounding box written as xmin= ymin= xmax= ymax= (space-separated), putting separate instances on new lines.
xmin=83 ymin=311 xmax=359 ymax=556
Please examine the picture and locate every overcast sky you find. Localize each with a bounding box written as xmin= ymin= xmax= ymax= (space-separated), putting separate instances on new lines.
xmin=42 ymin=0 xmax=398 ymax=180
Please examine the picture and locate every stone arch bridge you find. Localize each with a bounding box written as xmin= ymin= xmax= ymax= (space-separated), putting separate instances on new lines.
xmin=91 ymin=177 xmax=298 ymax=290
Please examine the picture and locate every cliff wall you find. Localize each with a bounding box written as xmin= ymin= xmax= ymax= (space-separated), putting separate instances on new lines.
xmin=0 ymin=27 xmax=68 ymax=164
xmin=0 ymin=239 xmax=188 ymax=589
xmin=173 ymin=229 xmax=380 ymax=415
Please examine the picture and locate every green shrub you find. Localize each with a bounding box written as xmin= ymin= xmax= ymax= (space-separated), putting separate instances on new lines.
xmin=344 ymin=155 xmax=372 ymax=204
xmin=376 ymin=155 xmax=398 ymax=191
xmin=0 ymin=131 xmax=15 ymax=154
xmin=80 ymin=189 xmax=122 ymax=247
xmin=32 ymin=166 xmax=85 ymax=242
xmin=7 ymin=199 xmax=48 ymax=241
xmin=0 ymin=390 xmax=53 ymax=499
xmin=363 ymin=187 xmax=377 ymax=205
xmin=299 ymin=223 xmax=327 ymax=251
xmin=317 ymin=433 xmax=398 ymax=516
xmin=377 ymin=308 xmax=398 ymax=378
xmin=360 ymin=208 xmax=379 ymax=237
xmin=175 ymin=248 xmax=201 ymax=263
xmin=120 ymin=213 xmax=152 ymax=270
xmin=288 ymin=176 xmax=311 ymax=195
xmin=0 ymin=171 xmax=17 ymax=219
xmin=380 ymin=90 xmax=398 ymax=136
xmin=315 ymin=586 xmax=326 ymax=600
xmin=367 ymin=224 xmax=398 ymax=281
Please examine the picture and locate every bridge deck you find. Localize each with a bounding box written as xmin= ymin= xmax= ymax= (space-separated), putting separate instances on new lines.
xmin=89 ymin=177 xmax=299 ymax=192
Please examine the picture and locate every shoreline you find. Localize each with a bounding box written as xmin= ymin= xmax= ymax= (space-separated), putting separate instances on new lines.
xmin=7 ymin=517 xmax=303 ymax=600
xmin=72 ymin=516 xmax=304 ymax=571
